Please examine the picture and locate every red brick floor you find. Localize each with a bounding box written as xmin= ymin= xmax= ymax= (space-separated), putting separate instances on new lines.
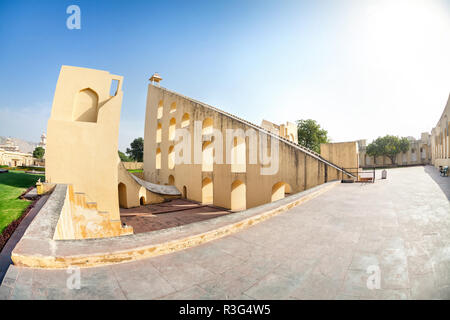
xmin=120 ymin=199 xmax=232 ymax=233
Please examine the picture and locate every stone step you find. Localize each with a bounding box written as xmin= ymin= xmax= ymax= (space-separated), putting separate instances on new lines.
xmin=74 ymin=192 xmax=86 ymax=208
xmin=85 ymin=202 xmax=98 ymax=210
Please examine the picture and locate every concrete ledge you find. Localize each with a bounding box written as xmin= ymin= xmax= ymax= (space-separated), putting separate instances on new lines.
xmin=11 ymin=180 xmax=340 ymax=269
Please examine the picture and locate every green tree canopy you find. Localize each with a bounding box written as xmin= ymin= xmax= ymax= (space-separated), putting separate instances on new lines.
xmin=118 ymin=151 xmax=132 ymax=162
xmin=32 ymin=146 xmax=45 ymax=159
xmin=296 ymin=119 xmax=330 ymax=153
xmin=126 ymin=137 xmax=144 ymax=162
xmin=366 ymin=135 xmax=410 ymax=165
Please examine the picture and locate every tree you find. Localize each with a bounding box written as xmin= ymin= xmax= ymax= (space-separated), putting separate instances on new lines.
xmin=365 ymin=142 xmax=378 ymax=164
xmin=118 ymin=151 xmax=132 ymax=162
xmin=33 ymin=146 xmax=45 ymax=159
xmin=296 ymin=119 xmax=330 ymax=153
xmin=366 ymin=135 xmax=409 ymax=165
xmin=126 ymin=137 xmax=144 ymax=162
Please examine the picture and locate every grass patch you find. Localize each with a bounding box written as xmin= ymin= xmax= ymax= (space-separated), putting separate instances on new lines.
xmin=127 ymin=169 xmax=143 ymax=173
xmin=0 ymin=171 xmax=44 ymax=234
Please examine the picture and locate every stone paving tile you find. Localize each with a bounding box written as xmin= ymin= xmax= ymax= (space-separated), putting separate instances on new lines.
xmin=226 ymin=253 xmax=282 ymax=282
xmin=243 ymin=272 xmax=302 ymax=300
xmin=376 ymin=288 xmax=411 ymax=300
xmin=338 ymin=269 xmax=379 ymax=299
xmin=349 ymin=252 xmax=379 ymax=271
xmin=44 ymin=288 xmax=81 ymax=300
xmin=204 ymin=235 xmax=268 ymax=261
xmin=73 ymin=267 xmax=126 ymax=300
xmin=158 ymin=285 xmax=213 ymax=300
xmin=272 ymin=258 xmax=315 ymax=283
xmin=32 ymin=268 xmax=72 ymax=289
xmin=380 ymin=264 xmax=410 ymax=290
xmin=10 ymin=283 xmax=33 ymax=300
xmin=434 ymin=260 xmax=450 ymax=288
xmin=438 ymin=286 xmax=450 ymax=299
xmin=0 ymin=276 xmax=15 ymax=289
xmin=334 ymin=293 xmax=361 ymax=300
xmin=407 ymin=255 xmax=433 ymax=276
xmin=2 ymin=265 xmax=18 ymax=284
xmin=197 ymin=271 xmax=258 ymax=299
xmin=16 ymin=267 xmax=34 ymax=286
xmin=150 ymin=257 xmax=217 ymax=292
xmin=290 ymin=245 xmax=352 ymax=284
xmin=180 ymin=242 xmax=247 ymax=275
xmin=111 ymin=260 xmax=176 ymax=299
xmin=410 ymin=273 xmax=440 ymax=299
xmin=0 ymin=285 xmax=11 ymax=300
xmin=288 ymin=272 xmax=342 ymax=300
xmin=0 ymin=265 xmax=19 ymax=291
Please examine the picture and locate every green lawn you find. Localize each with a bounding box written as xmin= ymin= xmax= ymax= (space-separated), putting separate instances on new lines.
xmin=127 ymin=169 xmax=143 ymax=173
xmin=0 ymin=171 xmax=45 ymax=234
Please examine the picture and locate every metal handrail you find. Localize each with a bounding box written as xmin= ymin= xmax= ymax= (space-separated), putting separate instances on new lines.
xmin=343 ymin=167 xmax=375 ymax=183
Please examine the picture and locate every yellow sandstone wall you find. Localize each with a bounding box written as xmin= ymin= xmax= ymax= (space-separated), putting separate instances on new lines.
xmin=431 ymin=94 xmax=450 ymax=168
xmin=54 ymin=185 xmax=133 ymax=240
xmin=143 ymin=84 xmax=352 ymax=211
xmin=46 ymin=66 xmax=132 ymax=239
xmin=320 ymin=141 xmax=359 ymax=170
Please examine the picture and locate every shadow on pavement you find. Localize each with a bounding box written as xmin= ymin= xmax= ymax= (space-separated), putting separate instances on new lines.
xmin=424 ymin=165 xmax=450 ymax=200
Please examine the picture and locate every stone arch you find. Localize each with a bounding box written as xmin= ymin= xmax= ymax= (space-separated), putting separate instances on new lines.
xmin=284 ymin=183 xmax=292 ymax=194
xmin=118 ymin=182 xmax=127 ymax=208
xmin=231 ymin=136 xmax=246 ymax=173
xmin=169 ymin=117 xmax=176 ymax=141
xmin=157 ymin=100 xmax=163 ymax=119
xmin=202 ymin=118 xmax=213 ymax=135
xmin=202 ymin=177 xmax=213 ymax=204
xmin=168 ymin=145 xmax=175 ymax=169
xmin=444 ymin=114 xmax=449 ymax=158
xmin=181 ymin=113 xmax=190 ymax=128
xmin=170 ymin=102 xmax=177 ymax=113
xmin=168 ymin=175 xmax=175 ymax=185
xmin=231 ymin=179 xmax=246 ymax=211
xmin=271 ymin=182 xmax=290 ymax=202
xmin=182 ymin=186 xmax=187 ymax=199
xmin=156 ymin=123 xmax=162 ymax=143
xmin=155 ymin=147 xmax=161 ymax=169
xmin=202 ymin=141 xmax=213 ymax=172
xmin=73 ymin=88 xmax=99 ymax=122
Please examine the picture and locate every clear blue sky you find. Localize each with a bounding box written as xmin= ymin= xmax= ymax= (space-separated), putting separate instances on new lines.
xmin=1 ymin=0 xmax=449 ymax=151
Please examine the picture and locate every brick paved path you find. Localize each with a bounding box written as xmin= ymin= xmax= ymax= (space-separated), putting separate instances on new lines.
xmin=120 ymin=199 xmax=232 ymax=233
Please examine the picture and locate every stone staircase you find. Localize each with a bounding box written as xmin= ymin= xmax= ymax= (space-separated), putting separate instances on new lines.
xmin=53 ymin=185 xmax=133 ymax=240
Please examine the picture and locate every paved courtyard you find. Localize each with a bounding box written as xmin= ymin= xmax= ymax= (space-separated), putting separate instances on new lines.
xmin=0 ymin=166 xmax=449 ymax=300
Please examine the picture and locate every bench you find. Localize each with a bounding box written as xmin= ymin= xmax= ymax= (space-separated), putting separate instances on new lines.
xmin=440 ymin=166 xmax=449 ymax=177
